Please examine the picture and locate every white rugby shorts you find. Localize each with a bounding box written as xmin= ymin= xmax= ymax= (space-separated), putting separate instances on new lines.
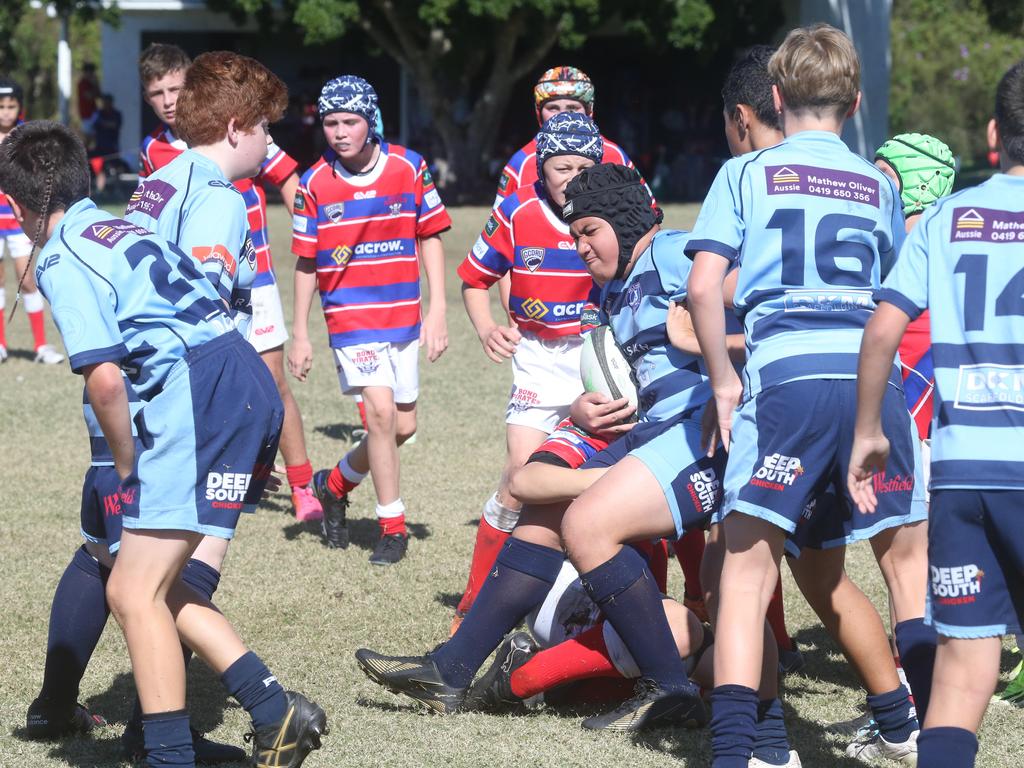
xmin=334 ymin=339 xmax=419 ymax=404
xmin=1 ymin=232 xmax=32 ymax=259
xmin=246 ymin=282 xmax=289 ymax=353
xmin=505 ymin=331 xmax=583 ymax=433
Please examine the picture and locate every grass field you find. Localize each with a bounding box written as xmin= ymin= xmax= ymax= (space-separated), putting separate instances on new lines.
xmin=2 ymin=203 xmax=1022 ymax=767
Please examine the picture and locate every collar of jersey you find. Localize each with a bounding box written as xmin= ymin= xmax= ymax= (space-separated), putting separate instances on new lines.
xmin=783 ymin=129 xmax=847 ymax=146
xmin=328 ymin=143 xmax=389 ymax=187
xmin=181 ymin=149 xmax=230 ymax=183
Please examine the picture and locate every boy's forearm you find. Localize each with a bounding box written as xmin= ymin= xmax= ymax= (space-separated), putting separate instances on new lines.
xmin=509 ymin=463 xmax=607 ymax=505
xmin=420 ymin=235 xmax=446 ymax=315
xmin=292 ymin=260 xmax=318 ymax=338
xmin=855 ymin=303 xmax=910 ymax=435
xmin=279 ymin=174 xmax=299 ymax=215
xmin=462 ymin=284 xmax=497 ymax=339
xmin=84 ymin=362 xmax=134 ymax=478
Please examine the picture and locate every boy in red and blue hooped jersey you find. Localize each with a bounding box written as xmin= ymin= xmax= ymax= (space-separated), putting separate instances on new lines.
xmin=292 ymin=74 xmax=451 ymax=566
xmin=0 ymin=77 xmax=63 ymax=364
xmin=136 ymin=43 xmax=321 ymax=522
xmin=450 ymin=112 xmax=603 ymax=629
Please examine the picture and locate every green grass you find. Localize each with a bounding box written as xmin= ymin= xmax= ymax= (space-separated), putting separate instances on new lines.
xmin=2 ymin=203 xmax=1022 ymax=766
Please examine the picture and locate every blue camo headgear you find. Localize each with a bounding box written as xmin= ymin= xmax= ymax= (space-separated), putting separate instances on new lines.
xmin=318 ymin=75 xmax=382 ymax=143
xmin=535 ymin=112 xmax=603 ymax=181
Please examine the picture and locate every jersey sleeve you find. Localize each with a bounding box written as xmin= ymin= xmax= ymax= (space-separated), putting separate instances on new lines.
xmin=879 ymin=175 xmax=906 ymax=279
xmin=178 ymin=185 xmax=249 ymax=305
xmin=874 ymin=207 xmax=931 ymax=321
xmin=652 ymin=231 xmax=694 ymax=302
xmin=258 ymin=142 xmax=300 ymax=187
xmin=291 ymin=174 xmax=319 ymax=260
xmin=684 ymin=160 xmax=745 ymax=265
xmin=37 ymin=251 xmax=127 ymax=373
xmin=415 ymin=159 xmax=452 ymax=238
xmin=456 ymin=200 xmax=516 ymax=288
xmin=494 ymin=163 xmax=518 ymax=207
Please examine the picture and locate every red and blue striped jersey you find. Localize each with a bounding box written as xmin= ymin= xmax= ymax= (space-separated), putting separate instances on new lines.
xmin=530 ymin=416 xmax=610 ymax=469
xmin=1 ymin=120 xmax=25 ymax=237
xmin=291 ymin=143 xmax=452 ymax=348
xmin=899 ymin=311 xmax=933 ymax=441
xmin=458 ymin=182 xmax=594 ymax=339
xmin=495 ymin=135 xmax=639 ymax=206
xmin=139 ymin=126 xmax=298 ymax=287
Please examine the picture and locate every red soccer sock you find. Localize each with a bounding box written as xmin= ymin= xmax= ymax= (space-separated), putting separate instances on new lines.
xmin=379 ymin=513 xmax=406 ymax=537
xmin=510 ymin=623 xmax=622 ymax=699
xmin=0 ymin=310 xmax=6 ymax=348
xmin=356 ymin=399 xmax=368 ymax=430
xmin=327 ymin=464 xmax=361 ymax=498
xmin=286 ymin=461 xmax=313 ymax=490
xmin=673 ymin=528 xmax=706 ymax=599
xmin=766 ymin=578 xmax=793 ymax=651
xmin=456 ymin=516 xmax=511 ymax=615
xmin=27 ymin=309 xmax=46 ymax=350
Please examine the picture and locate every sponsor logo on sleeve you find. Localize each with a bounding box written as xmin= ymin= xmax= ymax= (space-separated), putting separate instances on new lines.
xmin=521 ymin=247 xmax=545 ymax=272
xmin=242 ymin=236 xmax=257 ymax=268
xmin=422 ymin=169 xmax=433 ymax=185
xmin=424 ymin=188 xmax=441 ymax=209
xmin=192 ymin=244 xmax=238 ymax=277
xmin=485 ymin=215 xmax=499 ymax=236
xmin=293 ymin=214 xmax=308 ymax=234
xmin=765 ymin=165 xmax=879 ymax=207
xmin=951 ymin=207 xmax=1024 ymax=243
xmin=125 ymin=179 xmax=177 ymax=217
xmin=626 ymin=281 xmax=643 ymax=313
xmin=82 ymin=220 xmax=151 ymax=248
xmin=208 ymin=179 xmax=236 ymax=190
xmin=325 ymin=202 xmax=345 ymax=222
xmin=472 ymin=236 xmax=488 ymax=259
xmin=498 ymin=172 xmax=510 ymax=192
xmin=293 ymin=195 xmax=305 ymax=211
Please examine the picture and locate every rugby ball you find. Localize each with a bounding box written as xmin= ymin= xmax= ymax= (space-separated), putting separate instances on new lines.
xmin=580 ymin=325 xmax=639 ymax=411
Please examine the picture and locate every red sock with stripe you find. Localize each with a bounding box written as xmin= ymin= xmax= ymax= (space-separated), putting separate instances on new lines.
xmin=510 ymin=623 xmax=621 ymax=699
xmin=286 ymin=461 xmax=313 ymax=490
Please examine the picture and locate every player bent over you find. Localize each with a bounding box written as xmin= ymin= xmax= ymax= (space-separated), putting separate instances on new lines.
xmin=356 ymin=164 xmax=754 ymax=737
xmin=850 ymin=59 xmax=1024 ymax=768
xmin=687 ymin=25 xmax=923 ymax=767
xmin=291 ymin=75 xmax=450 ymax=565
xmin=0 ymin=122 xmax=327 ymax=768
xmin=451 ymin=112 xmax=605 ymax=631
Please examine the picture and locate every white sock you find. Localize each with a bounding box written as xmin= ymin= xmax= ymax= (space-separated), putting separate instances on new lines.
xmin=339 ymin=454 xmax=367 ymax=484
xmin=482 ymin=492 xmax=520 ymax=532
xmin=376 ymin=498 xmax=406 ymax=519
xmin=23 ymin=290 xmax=43 ymax=313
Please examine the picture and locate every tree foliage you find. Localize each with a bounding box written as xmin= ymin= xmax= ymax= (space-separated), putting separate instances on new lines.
xmin=208 ymin=0 xmax=728 ymax=198
xmin=890 ymin=0 xmax=1024 ymax=165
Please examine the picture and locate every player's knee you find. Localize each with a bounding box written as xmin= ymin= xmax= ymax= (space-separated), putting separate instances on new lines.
xmin=363 ymin=400 xmax=397 ymax=434
xmin=665 ymin=598 xmax=702 ymax=658
xmin=105 ymin=573 xmax=135 ymax=624
xmin=396 ymin=412 xmax=417 ymax=443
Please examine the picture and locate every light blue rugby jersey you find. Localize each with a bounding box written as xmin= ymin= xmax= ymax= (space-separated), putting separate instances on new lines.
xmin=600 ymin=228 xmax=711 ymax=422
xmin=36 ymin=199 xmax=233 ymax=398
xmin=83 ymin=381 xmax=144 ymax=465
xmin=123 ymin=149 xmax=257 ymax=337
xmin=685 ymin=131 xmax=905 ymax=399
xmin=877 ymin=174 xmax=1024 ymax=489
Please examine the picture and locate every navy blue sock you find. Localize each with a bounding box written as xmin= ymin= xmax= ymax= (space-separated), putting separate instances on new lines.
xmin=142 ymin=709 xmax=194 ymax=767
xmin=867 ymin=685 xmax=917 ymax=743
xmin=181 ymin=559 xmax=221 ymax=602
xmin=38 ymin=546 xmax=111 ymax=707
xmin=580 ymin=546 xmax=689 ymax=690
xmin=432 ymin=538 xmax=563 ymax=689
xmin=221 ymin=651 xmax=287 ymax=730
xmin=918 ymin=727 xmax=978 ymax=768
xmin=894 ymin=618 xmax=937 ymax=723
xmin=710 ymin=685 xmax=758 ymax=768
xmin=753 ymin=698 xmax=791 ymax=765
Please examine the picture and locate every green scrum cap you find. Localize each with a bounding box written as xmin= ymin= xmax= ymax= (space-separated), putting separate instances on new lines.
xmin=875 ymin=132 xmax=956 ymax=216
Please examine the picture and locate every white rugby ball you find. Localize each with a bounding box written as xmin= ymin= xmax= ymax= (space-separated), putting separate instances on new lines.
xmin=580 ymin=325 xmax=639 ymax=410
